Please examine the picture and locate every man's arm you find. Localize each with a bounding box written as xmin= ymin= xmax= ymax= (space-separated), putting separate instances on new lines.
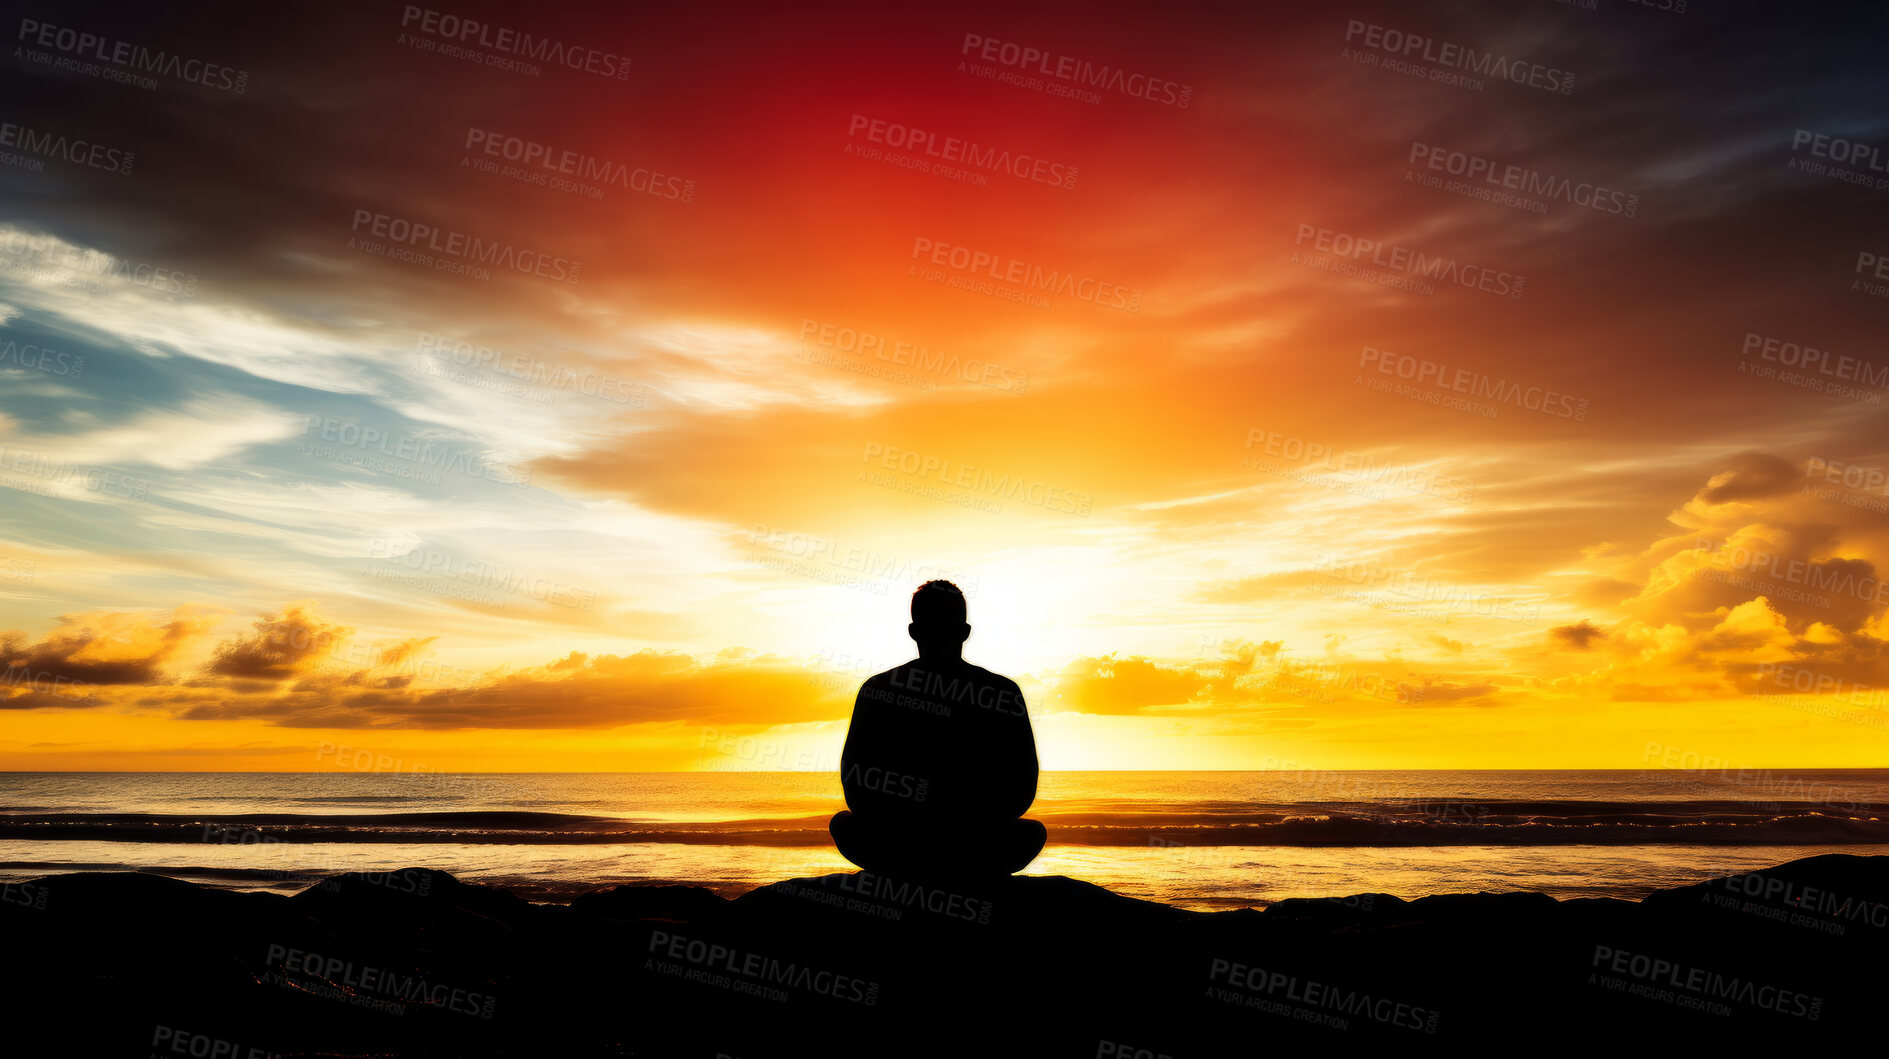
xmin=841 ymin=676 xmax=924 ymax=818
xmin=997 ymin=678 xmax=1039 ymax=818
xmin=838 ymin=682 xmax=876 ymax=813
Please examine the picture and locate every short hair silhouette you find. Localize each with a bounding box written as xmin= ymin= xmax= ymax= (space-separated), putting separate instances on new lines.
xmin=911 ymin=579 xmax=965 ymax=625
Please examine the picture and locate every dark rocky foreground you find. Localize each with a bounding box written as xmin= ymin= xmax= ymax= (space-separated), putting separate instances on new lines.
xmin=5 ymin=854 xmax=1884 ymax=1056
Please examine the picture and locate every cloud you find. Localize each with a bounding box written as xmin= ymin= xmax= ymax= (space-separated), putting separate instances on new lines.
xmin=1517 ymin=454 xmax=1889 ymax=694
xmin=375 ymin=636 xmax=440 ymax=669
xmin=1696 ymin=452 xmax=1800 ymax=505
xmin=1549 ymin=621 xmax=1605 ymax=650
xmin=0 ymin=596 xmax=1449 ymax=727
xmin=208 ymin=601 xmax=354 ymax=681
xmin=1051 ymin=655 xmax=1211 ymax=715
xmin=21 ymin=400 xmax=305 ymax=471
xmin=1044 ymin=647 xmax=1434 ymax=716
xmin=1424 ymin=632 xmax=1466 ymax=654
xmin=175 ymin=648 xmax=861 ymax=730
xmin=1211 ymin=638 xmax=1282 ymax=678
xmin=1407 ymin=682 xmax=1498 ymax=704
xmin=1 ymin=606 xmax=218 ymax=697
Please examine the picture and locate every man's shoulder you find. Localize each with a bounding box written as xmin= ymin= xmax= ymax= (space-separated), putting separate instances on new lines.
xmin=861 ymin=664 xmax=908 ymax=687
xmin=856 ymin=666 xmax=906 ymax=701
xmin=963 ymin=662 xmax=1022 ymax=692
xmin=863 ymin=660 xmax=1021 ymax=691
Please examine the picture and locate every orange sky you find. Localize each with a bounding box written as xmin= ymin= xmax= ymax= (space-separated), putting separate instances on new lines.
xmin=3 ymin=2 xmax=1888 ymax=770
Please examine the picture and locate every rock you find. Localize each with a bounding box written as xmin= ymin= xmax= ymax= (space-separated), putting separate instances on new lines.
xmin=6 ymin=855 xmax=1878 ymax=1055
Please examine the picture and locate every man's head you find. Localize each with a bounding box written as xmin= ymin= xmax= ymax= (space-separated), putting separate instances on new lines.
xmin=909 ymin=580 xmax=969 ymax=656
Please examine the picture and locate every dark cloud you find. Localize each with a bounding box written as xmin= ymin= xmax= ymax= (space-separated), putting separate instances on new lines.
xmin=208 ymin=602 xmax=353 ymax=681
xmin=1 ymin=606 xmax=215 ymax=694
xmin=177 ymin=648 xmax=859 ymax=730
xmin=1696 ymin=452 xmax=1801 ymax=505
xmin=1550 ymin=621 xmax=1605 ymax=650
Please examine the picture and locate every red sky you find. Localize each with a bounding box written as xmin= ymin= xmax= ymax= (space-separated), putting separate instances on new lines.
xmin=2 ymin=1 xmax=1888 ymax=770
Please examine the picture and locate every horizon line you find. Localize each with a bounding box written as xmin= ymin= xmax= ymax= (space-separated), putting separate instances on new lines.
xmin=3 ymin=766 xmax=1883 ymax=775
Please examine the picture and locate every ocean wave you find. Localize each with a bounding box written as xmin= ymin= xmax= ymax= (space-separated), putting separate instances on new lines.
xmin=2 ymin=799 xmax=1885 ymax=847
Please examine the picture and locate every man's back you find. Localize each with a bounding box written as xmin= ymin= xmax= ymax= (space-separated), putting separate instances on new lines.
xmin=827 ymin=579 xmax=1048 ymax=879
xmin=840 ymin=658 xmax=1037 ymax=826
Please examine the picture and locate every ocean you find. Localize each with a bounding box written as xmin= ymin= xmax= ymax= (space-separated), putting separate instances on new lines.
xmin=3 ymin=769 xmax=1884 ymax=910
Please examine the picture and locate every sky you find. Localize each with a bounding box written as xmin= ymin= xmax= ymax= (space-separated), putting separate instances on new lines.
xmin=2 ymin=0 xmax=1888 ymax=771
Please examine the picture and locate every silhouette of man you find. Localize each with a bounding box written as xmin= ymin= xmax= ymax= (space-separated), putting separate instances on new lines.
xmin=829 ymin=580 xmax=1046 ymax=880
